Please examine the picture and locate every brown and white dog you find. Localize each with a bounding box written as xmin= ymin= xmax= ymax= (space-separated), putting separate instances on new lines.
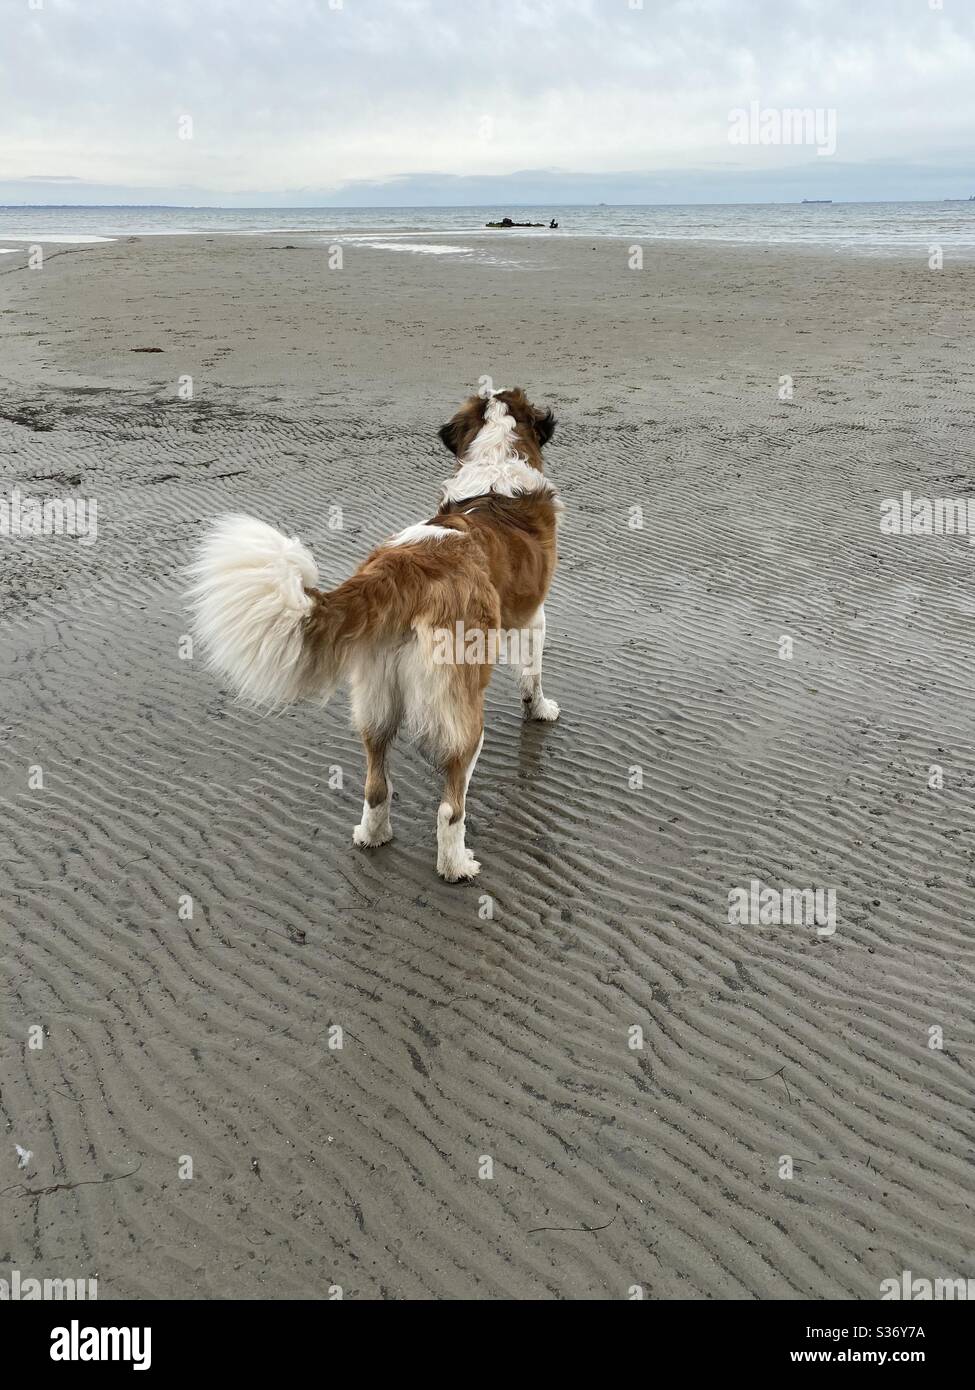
xmin=187 ymin=387 xmax=561 ymax=881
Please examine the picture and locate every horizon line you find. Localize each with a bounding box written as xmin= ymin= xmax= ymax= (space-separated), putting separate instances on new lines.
xmin=1 ymin=197 xmax=971 ymax=211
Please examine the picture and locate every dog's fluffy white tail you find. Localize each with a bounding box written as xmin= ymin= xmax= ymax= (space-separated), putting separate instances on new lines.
xmin=187 ymin=514 xmax=322 ymax=709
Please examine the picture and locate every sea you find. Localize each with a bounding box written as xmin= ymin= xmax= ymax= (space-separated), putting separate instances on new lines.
xmin=1 ymin=202 xmax=974 ymax=257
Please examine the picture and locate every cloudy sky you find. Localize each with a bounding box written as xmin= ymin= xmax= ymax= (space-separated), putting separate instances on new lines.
xmin=1 ymin=0 xmax=972 ymax=206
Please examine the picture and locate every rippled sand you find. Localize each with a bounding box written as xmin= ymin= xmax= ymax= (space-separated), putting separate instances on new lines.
xmin=1 ymin=233 xmax=973 ymax=1298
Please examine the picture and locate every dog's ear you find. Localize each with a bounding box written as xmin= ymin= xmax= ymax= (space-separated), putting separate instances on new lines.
xmin=438 ymin=418 xmax=464 ymax=455
xmin=533 ymin=408 xmax=556 ymax=447
xmin=439 ymin=396 xmax=486 ymax=456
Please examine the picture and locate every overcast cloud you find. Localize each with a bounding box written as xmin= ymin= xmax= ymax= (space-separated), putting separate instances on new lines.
xmin=1 ymin=0 xmax=972 ymax=205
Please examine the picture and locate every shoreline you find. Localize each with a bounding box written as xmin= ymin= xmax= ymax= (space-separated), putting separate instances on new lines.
xmin=1 ymin=229 xmax=973 ymax=260
xmin=3 ymin=195 xmax=975 ymax=260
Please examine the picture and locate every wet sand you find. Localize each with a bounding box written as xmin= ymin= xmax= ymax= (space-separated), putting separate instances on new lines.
xmin=1 ymin=231 xmax=974 ymax=1298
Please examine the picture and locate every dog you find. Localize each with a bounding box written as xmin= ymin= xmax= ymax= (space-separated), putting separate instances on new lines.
xmin=187 ymin=387 xmax=561 ymax=881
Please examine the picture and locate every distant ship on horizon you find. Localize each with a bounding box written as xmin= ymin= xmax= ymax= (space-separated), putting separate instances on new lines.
xmin=802 ymin=199 xmax=832 ymax=204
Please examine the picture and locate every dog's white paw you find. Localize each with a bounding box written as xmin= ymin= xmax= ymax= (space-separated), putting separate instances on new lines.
xmin=353 ymin=799 xmax=392 ymax=847
xmin=354 ymin=822 xmax=392 ymax=847
xmin=436 ymin=803 xmax=479 ymax=880
xmin=529 ymin=696 xmax=560 ymax=722
xmin=437 ymin=848 xmax=481 ymax=882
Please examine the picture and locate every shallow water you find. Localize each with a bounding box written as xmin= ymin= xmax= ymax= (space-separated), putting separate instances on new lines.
xmin=2 ymin=200 xmax=974 ymax=255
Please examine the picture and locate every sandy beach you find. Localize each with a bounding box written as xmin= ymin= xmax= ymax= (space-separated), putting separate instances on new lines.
xmin=1 ymin=231 xmax=974 ymax=1299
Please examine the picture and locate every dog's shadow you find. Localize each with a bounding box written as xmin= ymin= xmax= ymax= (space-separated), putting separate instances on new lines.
xmin=474 ymin=706 xmax=560 ymax=837
xmin=514 ymin=712 xmax=557 ymax=781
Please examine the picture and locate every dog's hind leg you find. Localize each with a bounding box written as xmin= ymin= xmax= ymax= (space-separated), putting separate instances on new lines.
xmin=351 ymin=654 xmax=400 ymax=849
xmin=353 ymin=726 xmax=395 ymax=847
xmin=436 ymin=720 xmax=484 ymax=883
xmin=519 ymin=605 xmax=560 ymax=721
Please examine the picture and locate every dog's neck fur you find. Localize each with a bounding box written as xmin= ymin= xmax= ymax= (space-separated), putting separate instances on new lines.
xmin=441 ymin=394 xmax=555 ymax=506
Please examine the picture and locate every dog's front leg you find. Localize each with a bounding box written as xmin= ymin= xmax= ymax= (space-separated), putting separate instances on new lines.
xmin=519 ymin=605 xmax=560 ymax=721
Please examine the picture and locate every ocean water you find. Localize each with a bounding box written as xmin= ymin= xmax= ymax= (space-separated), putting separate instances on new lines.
xmin=1 ymin=202 xmax=974 ymax=256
